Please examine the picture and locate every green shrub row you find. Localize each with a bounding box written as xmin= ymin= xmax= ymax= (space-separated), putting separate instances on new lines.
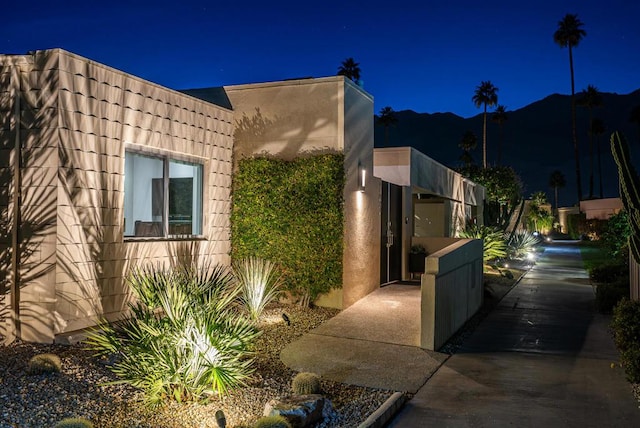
xmin=231 ymin=154 xmax=345 ymax=304
xmin=595 ymin=281 xmax=629 ymax=313
xmin=611 ymin=299 xmax=640 ymax=382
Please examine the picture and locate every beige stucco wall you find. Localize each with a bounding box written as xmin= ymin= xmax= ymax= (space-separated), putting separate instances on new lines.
xmin=579 ymin=197 xmax=623 ymax=220
xmin=0 ymin=49 xmax=233 ymax=342
xmin=225 ymin=77 xmax=379 ymax=308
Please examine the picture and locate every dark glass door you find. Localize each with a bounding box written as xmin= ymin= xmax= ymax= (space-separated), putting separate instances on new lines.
xmin=381 ymin=182 xmax=402 ymax=284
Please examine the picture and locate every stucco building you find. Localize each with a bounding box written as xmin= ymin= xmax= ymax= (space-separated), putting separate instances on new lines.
xmin=1 ymin=49 xmax=484 ymax=344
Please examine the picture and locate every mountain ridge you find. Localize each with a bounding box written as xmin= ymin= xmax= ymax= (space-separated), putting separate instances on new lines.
xmin=374 ymin=89 xmax=640 ymax=207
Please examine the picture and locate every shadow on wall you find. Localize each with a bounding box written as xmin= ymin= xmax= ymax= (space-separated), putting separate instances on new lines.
xmin=232 ymin=85 xmax=339 ymax=160
xmin=0 ymin=63 xmax=57 ymax=343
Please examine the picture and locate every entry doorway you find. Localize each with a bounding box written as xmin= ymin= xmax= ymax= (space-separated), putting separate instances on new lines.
xmin=381 ymin=181 xmax=402 ymax=284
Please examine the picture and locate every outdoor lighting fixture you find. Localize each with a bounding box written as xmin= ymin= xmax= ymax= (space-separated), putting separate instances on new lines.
xmin=215 ymin=410 xmax=226 ymax=428
xmin=526 ymin=252 xmax=536 ymax=261
xmin=358 ymin=163 xmax=366 ymax=192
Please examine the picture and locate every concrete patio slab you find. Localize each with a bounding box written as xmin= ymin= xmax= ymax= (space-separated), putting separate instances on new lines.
xmin=281 ymin=283 xmax=448 ymax=393
xmin=281 ymin=334 xmax=447 ymax=393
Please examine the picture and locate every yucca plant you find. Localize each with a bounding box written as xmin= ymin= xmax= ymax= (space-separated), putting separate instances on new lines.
xmin=507 ymin=230 xmax=541 ymax=260
xmin=234 ymin=257 xmax=282 ymax=321
xmin=86 ymin=262 xmax=260 ymax=407
xmin=458 ymin=223 xmax=507 ymax=263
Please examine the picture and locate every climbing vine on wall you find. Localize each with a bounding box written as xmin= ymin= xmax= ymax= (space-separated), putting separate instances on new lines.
xmin=231 ymin=153 xmax=345 ymax=304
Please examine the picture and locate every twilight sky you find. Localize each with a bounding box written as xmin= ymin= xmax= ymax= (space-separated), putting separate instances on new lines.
xmin=2 ymin=0 xmax=638 ymax=118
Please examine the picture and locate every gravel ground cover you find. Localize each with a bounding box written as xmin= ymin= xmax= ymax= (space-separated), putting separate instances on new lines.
xmin=0 ymin=304 xmax=393 ymax=428
xmin=4 ymin=265 xmax=638 ymax=427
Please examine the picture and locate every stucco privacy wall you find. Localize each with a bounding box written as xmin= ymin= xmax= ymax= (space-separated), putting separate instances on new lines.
xmin=0 ymin=49 xmax=233 ymax=343
xmin=222 ymin=77 xmax=380 ymax=308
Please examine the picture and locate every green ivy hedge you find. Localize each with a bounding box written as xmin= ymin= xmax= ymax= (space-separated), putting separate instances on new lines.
xmin=231 ymin=153 xmax=345 ymax=303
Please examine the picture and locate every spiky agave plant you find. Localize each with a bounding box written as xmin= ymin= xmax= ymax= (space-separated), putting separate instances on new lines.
xmin=86 ymin=261 xmax=260 ymax=407
xmin=234 ymin=257 xmax=282 ymax=321
xmin=458 ymin=223 xmax=508 ymax=263
xmin=508 ymin=230 xmax=541 ymax=260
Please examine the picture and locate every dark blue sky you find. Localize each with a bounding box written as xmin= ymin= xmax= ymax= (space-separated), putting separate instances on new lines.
xmin=3 ymin=0 xmax=638 ymax=118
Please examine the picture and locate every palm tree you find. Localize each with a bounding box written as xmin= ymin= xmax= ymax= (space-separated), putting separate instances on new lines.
xmin=472 ymin=81 xmax=499 ymax=168
xmin=458 ymin=130 xmax=478 ymax=167
xmin=630 ymin=105 xmax=640 ymax=146
xmin=377 ymin=106 xmax=398 ymax=146
xmin=549 ymin=170 xmax=566 ymax=213
xmin=577 ymin=84 xmax=602 ymax=198
xmin=590 ymin=117 xmax=606 ymax=198
xmin=337 ymin=58 xmax=361 ymax=83
xmin=554 ymin=13 xmax=587 ymax=202
xmin=491 ymin=105 xmax=508 ymax=165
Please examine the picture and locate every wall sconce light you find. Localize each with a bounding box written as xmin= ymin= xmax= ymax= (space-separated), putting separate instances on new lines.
xmin=358 ymin=163 xmax=366 ymax=192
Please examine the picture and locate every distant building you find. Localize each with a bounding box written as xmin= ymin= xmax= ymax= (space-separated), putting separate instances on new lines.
xmin=579 ymin=198 xmax=623 ymax=220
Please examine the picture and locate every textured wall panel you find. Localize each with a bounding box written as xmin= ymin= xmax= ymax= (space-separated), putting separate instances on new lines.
xmin=1 ymin=49 xmax=232 ymax=341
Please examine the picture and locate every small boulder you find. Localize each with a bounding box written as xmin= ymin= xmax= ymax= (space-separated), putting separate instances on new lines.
xmin=264 ymin=394 xmax=326 ymax=428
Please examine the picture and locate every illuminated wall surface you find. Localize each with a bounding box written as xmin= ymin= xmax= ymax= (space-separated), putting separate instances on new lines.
xmin=223 ymin=77 xmax=380 ymax=308
xmin=0 ymin=49 xmax=381 ymax=342
xmin=0 ymin=49 xmax=233 ymax=342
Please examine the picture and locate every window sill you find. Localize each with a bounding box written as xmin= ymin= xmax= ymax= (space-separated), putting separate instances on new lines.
xmin=124 ymin=236 xmax=207 ymax=242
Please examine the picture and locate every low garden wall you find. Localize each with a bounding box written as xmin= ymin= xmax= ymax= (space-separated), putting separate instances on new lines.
xmin=419 ymin=238 xmax=483 ymax=350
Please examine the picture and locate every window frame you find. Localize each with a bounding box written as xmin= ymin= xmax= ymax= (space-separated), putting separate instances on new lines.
xmin=123 ymin=146 xmax=205 ymax=240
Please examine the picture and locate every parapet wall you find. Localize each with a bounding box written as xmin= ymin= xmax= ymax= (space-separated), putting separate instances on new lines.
xmin=419 ymin=238 xmax=483 ymax=350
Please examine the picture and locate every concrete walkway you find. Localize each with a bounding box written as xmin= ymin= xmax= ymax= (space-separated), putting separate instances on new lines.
xmin=389 ymin=242 xmax=640 ymax=427
xmin=281 ymin=283 xmax=447 ymax=393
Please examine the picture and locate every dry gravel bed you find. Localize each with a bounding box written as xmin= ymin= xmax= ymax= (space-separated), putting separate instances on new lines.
xmin=0 ymin=304 xmax=393 ymax=428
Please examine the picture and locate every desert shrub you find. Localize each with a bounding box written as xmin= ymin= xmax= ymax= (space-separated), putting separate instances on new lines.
xmin=234 ymin=257 xmax=282 ymax=321
xmin=611 ymin=299 xmax=640 ymax=382
xmin=507 ymin=230 xmax=540 ymax=260
xmin=231 ymin=154 xmax=345 ymax=305
xmin=27 ymin=353 xmax=62 ymax=375
xmin=589 ymin=261 xmax=628 ymax=284
xmin=458 ymin=224 xmax=507 ymax=263
xmin=291 ymin=372 xmax=321 ymax=395
xmin=567 ymin=213 xmax=588 ymax=239
xmin=601 ymin=211 xmax=631 ymax=260
xmin=595 ymin=280 xmax=629 ymax=313
xmin=254 ymin=415 xmax=293 ymax=428
xmin=620 ymin=347 xmax=640 ymax=383
xmin=86 ymin=262 xmax=260 ymax=407
xmin=55 ymin=418 xmax=93 ymax=428
xmin=611 ymin=299 xmax=640 ymax=351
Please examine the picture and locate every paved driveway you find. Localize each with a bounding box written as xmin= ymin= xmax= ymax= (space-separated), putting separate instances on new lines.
xmin=389 ymin=242 xmax=640 ymax=427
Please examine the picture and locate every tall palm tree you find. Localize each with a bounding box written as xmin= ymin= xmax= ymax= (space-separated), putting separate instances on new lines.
xmin=491 ymin=105 xmax=508 ymax=165
xmin=458 ymin=130 xmax=478 ymax=167
xmin=377 ymin=106 xmax=398 ymax=146
xmin=472 ymin=81 xmax=499 ymax=168
xmin=630 ymin=105 xmax=640 ymax=146
xmin=554 ymin=13 xmax=587 ymax=202
xmin=578 ymin=84 xmax=602 ymax=198
xmin=337 ymin=58 xmax=361 ymax=83
xmin=590 ymin=117 xmax=606 ymax=198
xmin=549 ymin=170 xmax=566 ymax=213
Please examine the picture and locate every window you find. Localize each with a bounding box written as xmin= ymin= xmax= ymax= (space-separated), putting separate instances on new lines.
xmin=124 ymin=151 xmax=203 ymax=238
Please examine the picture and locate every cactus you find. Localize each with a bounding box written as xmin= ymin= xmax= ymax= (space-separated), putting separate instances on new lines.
xmin=291 ymin=372 xmax=321 ymax=395
xmin=27 ymin=353 xmax=62 ymax=375
xmin=54 ymin=418 xmax=94 ymax=428
xmin=254 ymin=415 xmax=292 ymax=428
xmin=610 ymin=131 xmax=640 ymax=263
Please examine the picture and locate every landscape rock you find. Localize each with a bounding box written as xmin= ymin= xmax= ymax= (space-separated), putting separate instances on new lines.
xmin=264 ymin=394 xmax=326 ymax=428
